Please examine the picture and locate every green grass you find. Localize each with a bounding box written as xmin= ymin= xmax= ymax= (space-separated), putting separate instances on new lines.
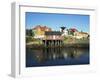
xmin=63 ymin=36 xmax=89 ymax=44
xmin=26 ymin=36 xmax=43 ymax=45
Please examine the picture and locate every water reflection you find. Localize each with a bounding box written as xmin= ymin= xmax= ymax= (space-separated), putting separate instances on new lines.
xmin=26 ymin=47 xmax=89 ymax=67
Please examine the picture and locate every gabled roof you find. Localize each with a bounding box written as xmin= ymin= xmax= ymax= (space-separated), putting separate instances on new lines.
xmin=69 ymin=28 xmax=78 ymax=32
xmin=45 ymin=31 xmax=62 ymax=35
xmin=32 ymin=25 xmax=52 ymax=31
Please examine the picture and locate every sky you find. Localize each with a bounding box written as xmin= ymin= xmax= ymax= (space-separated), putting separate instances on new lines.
xmin=25 ymin=12 xmax=90 ymax=33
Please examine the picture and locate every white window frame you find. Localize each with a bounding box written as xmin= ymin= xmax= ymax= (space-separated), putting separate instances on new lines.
xmin=11 ymin=2 xmax=97 ymax=78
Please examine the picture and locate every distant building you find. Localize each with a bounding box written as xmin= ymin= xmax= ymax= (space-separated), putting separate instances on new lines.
xmin=60 ymin=27 xmax=78 ymax=36
xmin=74 ymin=32 xmax=89 ymax=39
xmin=32 ymin=25 xmax=52 ymax=39
xmin=45 ymin=31 xmax=63 ymax=40
xmin=60 ymin=27 xmax=66 ymax=32
xmin=68 ymin=28 xmax=78 ymax=35
xmin=43 ymin=31 xmax=63 ymax=46
xmin=60 ymin=27 xmax=69 ymax=36
xmin=62 ymin=29 xmax=69 ymax=36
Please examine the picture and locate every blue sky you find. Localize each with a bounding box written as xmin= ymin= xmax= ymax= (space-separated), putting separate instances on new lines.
xmin=25 ymin=12 xmax=89 ymax=33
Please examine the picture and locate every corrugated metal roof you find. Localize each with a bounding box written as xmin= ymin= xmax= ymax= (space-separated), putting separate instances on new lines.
xmin=45 ymin=31 xmax=62 ymax=35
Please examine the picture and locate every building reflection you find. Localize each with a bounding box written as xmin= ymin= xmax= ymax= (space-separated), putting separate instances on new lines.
xmin=31 ymin=47 xmax=87 ymax=63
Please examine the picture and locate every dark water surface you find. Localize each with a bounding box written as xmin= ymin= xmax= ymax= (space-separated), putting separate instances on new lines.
xmin=26 ymin=47 xmax=89 ymax=67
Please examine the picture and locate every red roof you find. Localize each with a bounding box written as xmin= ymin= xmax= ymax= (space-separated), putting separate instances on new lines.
xmin=69 ymin=28 xmax=78 ymax=32
xmin=33 ymin=25 xmax=52 ymax=31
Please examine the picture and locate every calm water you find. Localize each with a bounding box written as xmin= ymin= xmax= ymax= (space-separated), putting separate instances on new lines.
xmin=26 ymin=47 xmax=89 ymax=67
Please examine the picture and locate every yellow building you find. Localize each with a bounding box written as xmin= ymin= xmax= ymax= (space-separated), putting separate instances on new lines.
xmin=74 ymin=31 xmax=89 ymax=39
xmin=32 ymin=25 xmax=52 ymax=39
